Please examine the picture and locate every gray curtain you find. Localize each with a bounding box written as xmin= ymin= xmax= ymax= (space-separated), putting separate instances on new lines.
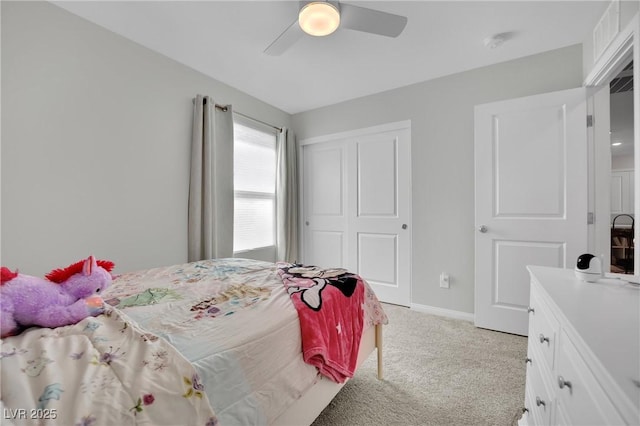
xmin=188 ymin=95 xmax=234 ymax=261
xmin=276 ymin=127 xmax=299 ymax=262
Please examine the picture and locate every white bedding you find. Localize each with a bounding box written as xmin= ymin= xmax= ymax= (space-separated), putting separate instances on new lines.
xmin=0 ymin=307 xmax=216 ymax=426
xmin=98 ymin=258 xmax=317 ymax=424
xmin=1 ymin=258 xmax=388 ymax=425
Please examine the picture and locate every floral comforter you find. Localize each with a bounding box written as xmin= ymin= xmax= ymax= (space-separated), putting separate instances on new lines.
xmin=0 ymin=306 xmax=216 ymax=426
xmin=1 ymin=258 xmax=387 ymax=426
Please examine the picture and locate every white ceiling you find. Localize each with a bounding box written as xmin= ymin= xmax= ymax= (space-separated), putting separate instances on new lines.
xmin=53 ymin=1 xmax=610 ymax=114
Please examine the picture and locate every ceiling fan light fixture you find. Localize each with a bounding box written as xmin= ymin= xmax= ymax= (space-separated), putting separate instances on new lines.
xmin=299 ymin=2 xmax=340 ymax=37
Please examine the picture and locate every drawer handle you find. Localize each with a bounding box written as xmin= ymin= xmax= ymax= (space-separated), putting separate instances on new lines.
xmin=539 ymin=333 xmax=550 ymax=344
xmin=525 ymin=357 xmax=532 ymax=365
xmin=522 ymin=407 xmax=529 ymax=414
xmin=527 ymin=306 xmax=535 ymax=314
xmin=558 ymin=376 xmax=573 ymax=393
xmin=535 ymin=397 xmax=546 ymax=407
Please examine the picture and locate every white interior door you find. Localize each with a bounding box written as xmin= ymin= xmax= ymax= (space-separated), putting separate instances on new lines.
xmin=347 ymin=129 xmax=411 ymax=306
xmin=302 ymin=140 xmax=348 ymax=269
xmin=301 ymin=123 xmax=412 ymax=306
xmin=474 ymin=88 xmax=587 ymax=336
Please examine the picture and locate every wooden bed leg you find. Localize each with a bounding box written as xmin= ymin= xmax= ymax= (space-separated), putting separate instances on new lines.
xmin=375 ymin=323 xmax=383 ymax=380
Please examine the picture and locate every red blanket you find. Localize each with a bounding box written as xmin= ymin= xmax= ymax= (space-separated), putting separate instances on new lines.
xmin=276 ymin=263 xmax=365 ymax=383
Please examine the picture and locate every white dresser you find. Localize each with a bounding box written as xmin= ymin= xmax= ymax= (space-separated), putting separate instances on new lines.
xmin=520 ymin=266 xmax=640 ymax=426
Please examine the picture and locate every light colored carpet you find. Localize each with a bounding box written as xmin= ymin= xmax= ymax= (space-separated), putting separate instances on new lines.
xmin=312 ymin=304 xmax=527 ymax=426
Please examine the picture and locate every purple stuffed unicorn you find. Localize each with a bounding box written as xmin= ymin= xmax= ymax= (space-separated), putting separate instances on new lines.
xmin=0 ymin=255 xmax=114 ymax=338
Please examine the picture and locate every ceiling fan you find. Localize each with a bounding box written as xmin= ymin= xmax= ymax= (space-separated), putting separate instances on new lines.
xmin=264 ymin=1 xmax=408 ymax=56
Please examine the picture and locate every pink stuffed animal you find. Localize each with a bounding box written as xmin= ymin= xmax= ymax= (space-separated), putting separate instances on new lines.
xmin=0 ymin=255 xmax=114 ymax=338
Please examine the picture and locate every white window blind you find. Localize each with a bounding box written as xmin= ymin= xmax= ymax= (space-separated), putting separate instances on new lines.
xmin=233 ymin=118 xmax=277 ymax=252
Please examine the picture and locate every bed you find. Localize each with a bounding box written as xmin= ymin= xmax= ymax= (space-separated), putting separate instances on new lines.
xmin=0 ymin=258 xmax=387 ymax=425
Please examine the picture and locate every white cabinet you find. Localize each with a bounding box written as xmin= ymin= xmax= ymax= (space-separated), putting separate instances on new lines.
xmin=520 ymin=266 xmax=640 ymax=426
xmin=611 ymin=170 xmax=635 ymax=215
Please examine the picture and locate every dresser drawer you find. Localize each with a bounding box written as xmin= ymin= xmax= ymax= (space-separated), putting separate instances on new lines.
xmin=521 ymin=382 xmax=537 ymax=426
xmin=556 ymin=330 xmax=625 ymax=425
xmin=526 ymin=349 xmax=554 ymax=426
xmin=528 ymin=291 xmax=559 ymax=372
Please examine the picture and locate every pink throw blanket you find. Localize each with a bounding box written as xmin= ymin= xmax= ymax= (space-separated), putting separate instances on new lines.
xmin=276 ymin=263 xmax=365 ymax=383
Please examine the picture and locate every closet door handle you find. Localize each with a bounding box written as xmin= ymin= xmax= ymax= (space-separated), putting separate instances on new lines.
xmin=478 ymin=225 xmax=488 ymax=233
xmin=539 ymin=334 xmax=550 ymax=344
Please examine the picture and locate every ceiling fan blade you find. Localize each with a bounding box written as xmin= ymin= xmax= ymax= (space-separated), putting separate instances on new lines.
xmin=339 ymin=3 xmax=407 ymax=38
xmin=264 ymin=19 xmax=303 ymax=56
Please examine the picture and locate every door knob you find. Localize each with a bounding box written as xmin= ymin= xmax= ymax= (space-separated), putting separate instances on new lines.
xmin=402 ymin=224 xmax=408 ymax=230
xmin=478 ymin=225 xmax=488 ymax=233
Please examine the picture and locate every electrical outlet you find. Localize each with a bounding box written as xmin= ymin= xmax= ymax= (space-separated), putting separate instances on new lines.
xmin=439 ymin=272 xmax=450 ymax=288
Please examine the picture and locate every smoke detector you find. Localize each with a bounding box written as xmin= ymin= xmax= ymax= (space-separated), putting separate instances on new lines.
xmin=483 ymin=32 xmax=510 ymax=49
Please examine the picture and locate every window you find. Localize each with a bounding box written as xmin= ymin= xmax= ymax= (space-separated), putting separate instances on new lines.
xmin=233 ymin=117 xmax=277 ymax=253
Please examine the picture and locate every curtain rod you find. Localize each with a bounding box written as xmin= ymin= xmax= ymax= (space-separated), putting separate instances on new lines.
xmin=200 ymin=98 xmax=282 ymax=133
xmin=228 ymin=108 xmax=283 ymax=134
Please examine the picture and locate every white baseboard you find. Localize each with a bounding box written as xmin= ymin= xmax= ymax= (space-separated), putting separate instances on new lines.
xmin=410 ymin=303 xmax=474 ymax=322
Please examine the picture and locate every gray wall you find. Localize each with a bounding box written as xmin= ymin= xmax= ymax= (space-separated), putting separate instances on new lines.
xmin=291 ymin=45 xmax=584 ymax=314
xmin=1 ymin=1 xmax=291 ymax=276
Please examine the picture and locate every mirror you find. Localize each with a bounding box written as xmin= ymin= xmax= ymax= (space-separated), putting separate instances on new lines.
xmin=609 ymin=61 xmax=635 ymax=274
